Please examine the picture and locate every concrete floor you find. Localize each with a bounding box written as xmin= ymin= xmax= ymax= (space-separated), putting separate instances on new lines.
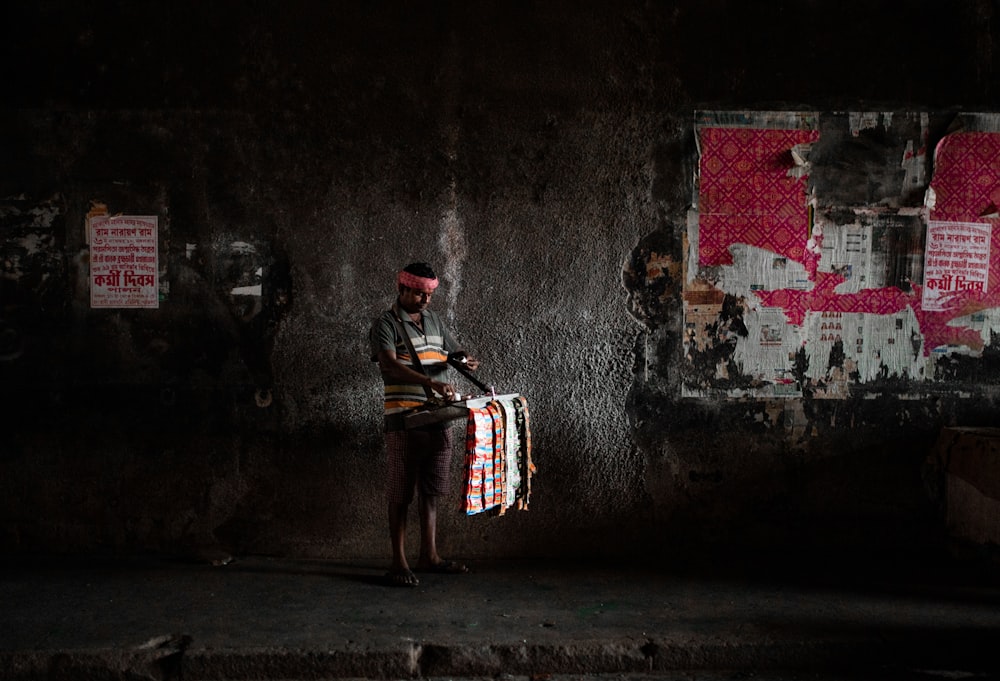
xmin=1 ymin=550 xmax=998 ymax=680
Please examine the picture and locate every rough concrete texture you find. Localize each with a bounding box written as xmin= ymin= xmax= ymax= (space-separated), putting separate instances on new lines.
xmin=2 ymin=554 xmax=999 ymax=680
xmin=1 ymin=1 xmax=1000 ymax=562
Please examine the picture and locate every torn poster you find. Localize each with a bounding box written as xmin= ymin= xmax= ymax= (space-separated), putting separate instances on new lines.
xmin=684 ymin=111 xmax=1000 ymax=398
xmin=90 ymin=215 xmax=159 ymax=309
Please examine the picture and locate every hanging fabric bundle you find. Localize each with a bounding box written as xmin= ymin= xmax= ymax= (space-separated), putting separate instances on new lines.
xmin=462 ymin=394 xmax=534 ymax=516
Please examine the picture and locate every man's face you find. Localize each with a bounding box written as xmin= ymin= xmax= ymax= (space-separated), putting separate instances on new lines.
xmin=398 ymin=285 xmax=434 ymax=314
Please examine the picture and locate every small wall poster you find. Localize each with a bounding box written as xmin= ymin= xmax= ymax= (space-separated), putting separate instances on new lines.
xmin=921 ymin=220 xmax=992 ymax=312
xmin=89 ymin=215 xmax=159 ymax=309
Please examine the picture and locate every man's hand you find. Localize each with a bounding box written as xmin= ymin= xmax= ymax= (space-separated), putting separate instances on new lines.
xmin=449 ymin=351 xmax=480 ymax=372
xmin=429 ymin=380 xmax=461 ymax=401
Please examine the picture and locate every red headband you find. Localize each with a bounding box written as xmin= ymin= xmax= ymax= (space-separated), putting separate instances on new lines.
xmin=398 ymin=270 xmax=439 ymax=291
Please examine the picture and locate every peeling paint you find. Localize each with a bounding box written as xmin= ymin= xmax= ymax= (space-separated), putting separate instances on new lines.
xmin=1 ymin=196 xmax=64 ymax=286
xmin=623 ymin=228 xmax=681 ymax=329
xmin=849 ymin=111 xmax=894 ymax=136
xmin=0 ymin=194 xmax=66 ymax=367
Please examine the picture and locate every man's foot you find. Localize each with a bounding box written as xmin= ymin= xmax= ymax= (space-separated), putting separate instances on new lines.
xmin=415 ymin=559 xmax=469 ymax=574
xmin=385 ymin=568 xmax=419 ymax=587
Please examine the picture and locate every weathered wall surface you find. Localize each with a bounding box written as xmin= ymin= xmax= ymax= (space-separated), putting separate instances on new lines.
xmin=1 ymin=1 xmax=998 ymax=561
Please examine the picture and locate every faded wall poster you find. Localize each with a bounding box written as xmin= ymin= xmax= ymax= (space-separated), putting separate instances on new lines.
xmin=90 ymin=215 xmax=159 ymax=308
xmin=922 ymin=221 xmax=991 ymax=312
xmin=685 ymin=112 xmax=1000 ymax=399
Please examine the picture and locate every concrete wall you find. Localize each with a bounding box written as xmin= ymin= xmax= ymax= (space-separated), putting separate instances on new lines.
xmin=2 ymin=0 xmax=998 ymax=561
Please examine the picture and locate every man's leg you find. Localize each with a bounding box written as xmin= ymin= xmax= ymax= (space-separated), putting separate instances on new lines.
xmin=417 ymin=494 xmax=441 ymax=567
xmin=387 ymin=502 xmax=419 ymax=586
xmin=413 ymin=426 xmax=468 ymax=573
xmin=385 ymin=431 xmax=419 ymax=586
xmin=416 ymin=494 xmax=468 ymax=572
xmin=389 ymin=501 xmax=410 ymax=572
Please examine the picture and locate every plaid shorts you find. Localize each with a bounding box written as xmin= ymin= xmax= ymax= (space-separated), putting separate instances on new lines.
xmin=385 ymin=427 xmax=454 ymax=504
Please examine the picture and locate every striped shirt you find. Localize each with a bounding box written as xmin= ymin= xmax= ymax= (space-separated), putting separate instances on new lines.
xmin=370 ymin=302 xmax=458 ymax=431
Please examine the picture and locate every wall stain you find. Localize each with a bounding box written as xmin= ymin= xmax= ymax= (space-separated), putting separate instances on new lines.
xmin=0 ymin=193 xmax=66 ymax=368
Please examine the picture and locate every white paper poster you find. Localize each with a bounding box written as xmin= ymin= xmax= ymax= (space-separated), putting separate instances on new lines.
xmin=921 ymin=220 xmax=991 ymax=312
xmin=89 ymin=215 xmax=159 ymax=308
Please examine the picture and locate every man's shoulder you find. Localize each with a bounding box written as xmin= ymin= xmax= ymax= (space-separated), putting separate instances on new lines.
xmin=373 ymin=307 xmax=398 ymax=323
xmin=371 ymin=308 xmax=398 ymax=333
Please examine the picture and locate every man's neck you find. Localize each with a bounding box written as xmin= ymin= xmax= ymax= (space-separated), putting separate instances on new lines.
xmin=396 ymin=300 xmax=423 ymax=323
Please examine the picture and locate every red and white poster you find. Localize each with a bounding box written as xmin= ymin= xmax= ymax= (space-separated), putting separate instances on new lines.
xmin=921 ymin=220 xmax=992 ymax=312
xmin=90 ymin=215 xmax=159 ymax=308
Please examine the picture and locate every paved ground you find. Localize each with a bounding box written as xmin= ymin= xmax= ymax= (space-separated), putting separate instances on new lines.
xmin=1 ymin=551 xmax=998 ymax=680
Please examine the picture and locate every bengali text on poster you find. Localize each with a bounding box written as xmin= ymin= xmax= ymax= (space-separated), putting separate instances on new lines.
xmin=921 ymin=220 xmax=991 ymax=312
xmin=90 ymin=215 xmax=159 ymax=308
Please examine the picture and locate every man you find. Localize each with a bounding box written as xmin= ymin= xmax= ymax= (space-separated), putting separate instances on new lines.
xmin=370 ymin=262 xmax=479 ymax=587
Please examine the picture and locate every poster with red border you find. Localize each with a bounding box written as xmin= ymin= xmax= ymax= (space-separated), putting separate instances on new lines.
xmin=921 ymin=220 xmax=992 ymax=312
xmin=89 ymin=215 xmax=159 ymax=309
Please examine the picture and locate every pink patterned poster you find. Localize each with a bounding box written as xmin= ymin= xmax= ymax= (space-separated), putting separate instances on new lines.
xmin=928 ymin=131 xmax=1000 ymax=223
xmin=915 ymin=130 xmax=1000 ymax=346
xmin=698 ymin=126 xmax=820 ymax=267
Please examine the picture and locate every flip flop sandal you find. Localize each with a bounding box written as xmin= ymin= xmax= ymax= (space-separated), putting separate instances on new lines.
xmin=417 ymin=560 xmax=469 ymax=574
xmin=385 ymin=568 xmax=419 ymax=587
